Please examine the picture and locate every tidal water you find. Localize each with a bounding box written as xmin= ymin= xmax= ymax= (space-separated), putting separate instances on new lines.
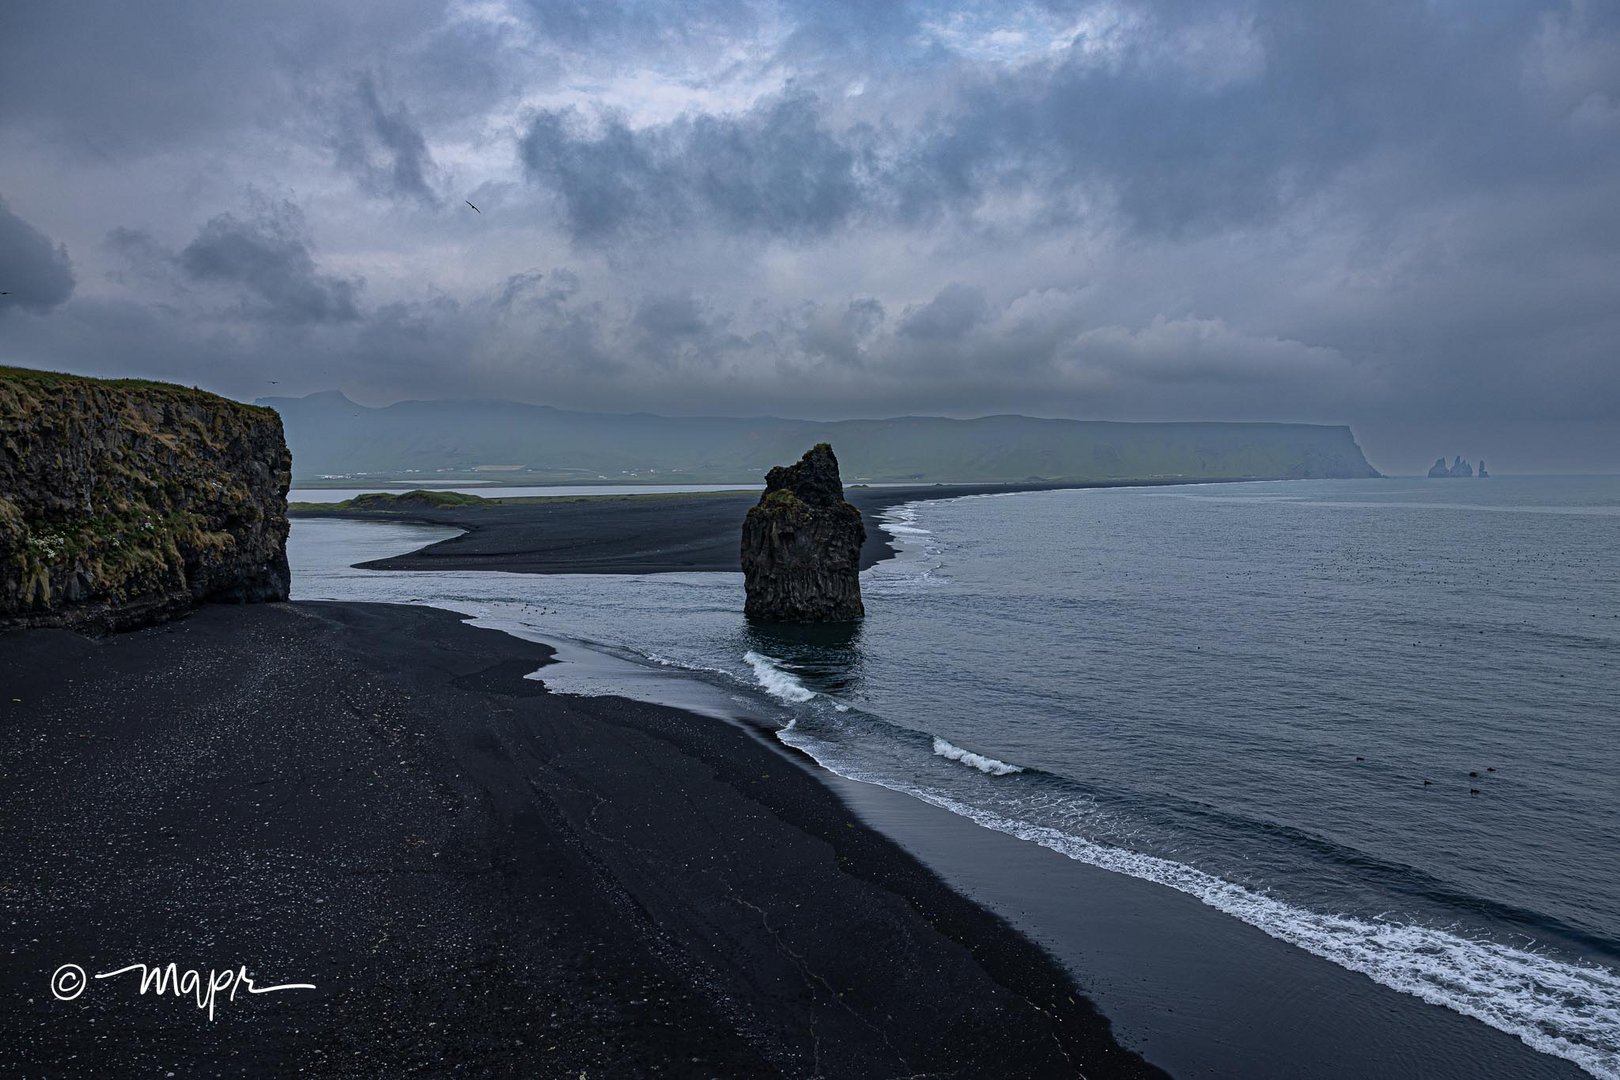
xmin=289 ymin=476 xmax=1620 ymax=1078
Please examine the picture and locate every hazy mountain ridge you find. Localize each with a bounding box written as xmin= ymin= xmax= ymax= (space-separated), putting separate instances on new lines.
xmin=260 ymin=391 xmax=1380 ymax=484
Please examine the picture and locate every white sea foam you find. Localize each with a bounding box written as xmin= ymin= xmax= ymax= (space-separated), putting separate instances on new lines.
xmin=878 ymin=505 xmax=931 ymax=537
xmin=644 ymin=653 xmax=735 ymax=678
xmin=779 ymin=729 xmax=1620 ymax=1080
xmin=743 ymin=651 xmax=817 ymax=703
xmin=868 ymin=502 xmax=951 ymax=591
xmin=932 ymin=737 xmax=1025 ymax=776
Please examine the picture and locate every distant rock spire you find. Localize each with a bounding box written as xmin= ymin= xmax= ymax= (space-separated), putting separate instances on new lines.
xmin=1428 ymin=456 xmax=1477 ymax=478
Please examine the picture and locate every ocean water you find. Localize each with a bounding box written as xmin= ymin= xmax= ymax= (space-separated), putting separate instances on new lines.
xmin=288 ymin=476 xmax=1620 ymax=1078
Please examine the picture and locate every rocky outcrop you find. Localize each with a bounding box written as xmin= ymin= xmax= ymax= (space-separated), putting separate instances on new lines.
xmin=1 ymin=366 xmax=291 ymax=633
xmin=1428 ymin=455 xmax=1476 ymax=478
xmin=741 ymin=444 xmax=865 ymax=623
xmin=1478 ymin=460 xmax=1489 ymax=478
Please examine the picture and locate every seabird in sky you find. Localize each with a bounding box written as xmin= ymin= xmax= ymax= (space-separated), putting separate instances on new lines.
xmin=465 ymin=200 xmax=480 ymax=213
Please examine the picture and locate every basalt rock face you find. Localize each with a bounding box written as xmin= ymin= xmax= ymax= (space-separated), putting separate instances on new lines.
xmin=741 ymin=444 xmax=865 ymax=623
xmin=0 ymin=366 xmax=292 ymax=634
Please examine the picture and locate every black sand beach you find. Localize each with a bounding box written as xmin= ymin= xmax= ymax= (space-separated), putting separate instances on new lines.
xmin=290 ymin=481 xmax=1201 ymax=575
xmin=0 ymin=601 xmax=1164 ymax=1078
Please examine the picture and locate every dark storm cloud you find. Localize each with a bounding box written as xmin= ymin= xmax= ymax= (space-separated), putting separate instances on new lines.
xmin=0 ymin=1 xmax=457 ymax=157
xmin=493 ymin=269 xmax=550 ymax=311
xmin=0 ymin=198 xmax=76 ymax=315
xmin=520 ymin=93 xmax=867 ymax=240
xmin=899 ymin=284 xmax=990 ymax=342
xmin=332 ymin=76 xmax=440 ymax=204
xmin=511 ymin=0 xmax=1613 ymax=244
xmin=513 ymin=1 xmax=1618 ymax=245
xmin=633 ymin=293 xmax=712 ymax=340
xmin=629 ymin=292 xmax=757 ymax=370
xmin=178 ymin=201 xmax=362 ymax=324
xmin=797 ymin=297 xmax=885 ymax=367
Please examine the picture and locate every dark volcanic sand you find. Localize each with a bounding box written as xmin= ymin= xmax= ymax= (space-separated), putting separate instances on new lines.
xmin=292 ymin=481 xmax=1204 ymax=575
xmin=0 ymin=601 xmax=1163 ymax=1078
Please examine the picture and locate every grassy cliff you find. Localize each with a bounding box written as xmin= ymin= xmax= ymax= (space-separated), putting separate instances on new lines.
xmin=0 ymin=366 xmax=292 ymax=632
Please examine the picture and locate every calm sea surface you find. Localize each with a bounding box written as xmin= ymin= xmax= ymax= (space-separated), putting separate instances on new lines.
xmin=290 ymin=476 xmax=1620 ymax=1078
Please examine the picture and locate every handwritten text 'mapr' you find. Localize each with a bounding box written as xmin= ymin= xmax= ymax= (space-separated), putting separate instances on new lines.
xmin=89 ymin=963 xmax=315 ymax=1020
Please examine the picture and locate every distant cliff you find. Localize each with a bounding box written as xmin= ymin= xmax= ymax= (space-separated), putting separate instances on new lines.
xmin=742 ymin=444 xmax=865 ymax=623
xmin=262 ymin=391 xmax=1381 ymax=486
xmin=1 ymin=367 xmax=291 ymax=633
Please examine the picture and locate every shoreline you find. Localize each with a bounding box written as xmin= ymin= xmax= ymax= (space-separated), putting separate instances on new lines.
xmin=439 ymin=597 xmax=1589 ymax=1080
xmin=288 ymin=477 xmax=1268 ymax=575
xmin=827 ymin=771 xmax=1588 ymax=1080
xmin=0 ymin=601 xmax=1165 ymax=1078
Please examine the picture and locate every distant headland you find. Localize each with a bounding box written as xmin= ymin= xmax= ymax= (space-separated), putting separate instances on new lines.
xmin=259 ymin=390 xmax=1381 ymax=487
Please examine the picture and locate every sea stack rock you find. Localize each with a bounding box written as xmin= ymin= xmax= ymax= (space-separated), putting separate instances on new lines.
xmin=741 ymin=443 xmax=865 ymax=622
xmin=1428 ymin=456 xmax=1476 ymax=478
xmin=0 ymin=366 xmax=292 ymax=633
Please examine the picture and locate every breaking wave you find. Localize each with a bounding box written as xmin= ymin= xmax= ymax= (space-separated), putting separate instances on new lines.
xmin=743 ymin=650 xmax=817 ymax=703
xmin=932 ymin=737 xmax=1025 ymax=776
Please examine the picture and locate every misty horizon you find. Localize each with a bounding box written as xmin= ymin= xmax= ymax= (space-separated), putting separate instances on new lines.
xmin=260 ymin=387 xmax=1587 ymax=479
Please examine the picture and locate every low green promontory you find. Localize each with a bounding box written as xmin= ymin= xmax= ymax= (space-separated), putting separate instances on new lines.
xmin=0 ymin=366 xmax=292 ymax=633
xmin=288 ymin=489 xmax=490 ymax=513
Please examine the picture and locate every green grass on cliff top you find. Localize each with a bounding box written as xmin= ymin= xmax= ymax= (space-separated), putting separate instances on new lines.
xmin=0 ymin=365 xmax=277 ymax=415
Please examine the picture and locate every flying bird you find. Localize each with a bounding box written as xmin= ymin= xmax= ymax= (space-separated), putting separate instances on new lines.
xmin=465 ymin=200 xmax=481 ymax=213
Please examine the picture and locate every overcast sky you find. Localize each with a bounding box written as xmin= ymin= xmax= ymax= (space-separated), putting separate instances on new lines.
xmin=2 ymin=1 xmax=1617 ymax=471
